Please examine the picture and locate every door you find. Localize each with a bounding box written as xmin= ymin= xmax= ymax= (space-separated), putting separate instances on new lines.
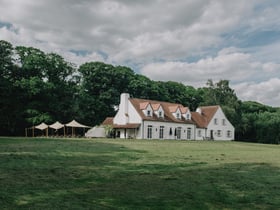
xmin=210 ymin=130 xmax=214 ymax=140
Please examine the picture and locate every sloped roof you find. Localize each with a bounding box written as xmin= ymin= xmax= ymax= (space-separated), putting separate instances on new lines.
xmin=191 ymin=105 xmax=219 ymax=128
xmin=168 ymin=105 xmax=179 ymax=113
xmin=65 ymin=120 xmax=90 ymax=128
xmin=35 ymin=122 xmax=48 ymax=130
xmin=180 ymin=106 xmax=189 ymax=114
xmin=139 ymin=102 xmax=150 ymax=110
xmin=49 ymin=121 xmax=64 ymax=130
xmin=102 ymin=117 xmax=114 ymax=125
xmin=151 ymin=103 xmax=161 ymax=111
xmin=129 ymin=98 xmax=194 ymax=124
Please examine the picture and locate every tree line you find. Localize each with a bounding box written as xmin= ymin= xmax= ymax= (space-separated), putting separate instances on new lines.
xmin=1 ymin=40 xmax=279 ymax=144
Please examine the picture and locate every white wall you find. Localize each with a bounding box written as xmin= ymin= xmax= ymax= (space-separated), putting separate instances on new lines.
xmin=114 ymin=93 xmax=142 ymax=125
xmin=195 ymin=128 xmax=206 ymax=140
xmin=142 ymin=121 xmax=195 ymax=140
xmin=207 ymin=107 xmax=235 ymax=140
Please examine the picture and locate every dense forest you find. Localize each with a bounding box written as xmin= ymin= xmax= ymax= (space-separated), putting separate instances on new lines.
xmin=1 ymin=40 xmax=280 ymax=144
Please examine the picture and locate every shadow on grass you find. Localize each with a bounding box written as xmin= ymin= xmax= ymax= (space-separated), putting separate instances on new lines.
xmin=0 ymin=139 xmax=279 ymax=209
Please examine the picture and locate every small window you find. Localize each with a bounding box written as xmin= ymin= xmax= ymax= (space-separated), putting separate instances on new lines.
xmin=176 ymin=113 xmax=180 ymax=119
xmin=159 ymin=111 xmax=163 ymax=118
xmin=217 ymin=130 xmax=222 ymax=137
xmin=222 ymin=119 xmax=226 ymax=125
xmin=214 ymin=118 xmax=218 ymax=125
xmin=186 ymin=114 xmax=190 ymax=120
xmin=227 ymin=130 xmax=231 ymax=138
xmin=147 ymin=110 xmax=151 ymax=116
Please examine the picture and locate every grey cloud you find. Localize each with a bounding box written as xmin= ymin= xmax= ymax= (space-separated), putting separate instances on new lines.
xmin=1 ymin=0 xmax=279 ymax=106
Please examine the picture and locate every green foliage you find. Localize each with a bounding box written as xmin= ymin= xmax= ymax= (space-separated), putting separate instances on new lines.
xmin=1 ymin=40 xmax=280 ymax=144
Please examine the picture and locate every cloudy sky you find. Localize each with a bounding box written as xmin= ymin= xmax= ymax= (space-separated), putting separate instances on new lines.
xmin=1 ymin=0 xmax=280 ymax=106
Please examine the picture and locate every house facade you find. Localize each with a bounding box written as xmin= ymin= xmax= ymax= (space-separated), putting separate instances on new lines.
xmin=102 ymin=93 xmax=235 ymax=140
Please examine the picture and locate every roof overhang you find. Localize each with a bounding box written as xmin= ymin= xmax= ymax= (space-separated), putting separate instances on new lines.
xmin=113 ymin=123 xmax=141 ymax=129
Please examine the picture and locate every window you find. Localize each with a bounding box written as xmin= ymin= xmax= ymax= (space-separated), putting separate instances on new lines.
xmin=176 ymin=127 xmax=181 ymax=139
xmin=187 ymin=128 xmax=191 ymax=139
xmin=214 ymin=118 xmax=218 ymax=125
xmin=198 ymin=130 xmax=202 ymax=137
xmin=147 ymin=125 xmax=152 ymax=139
xmin=176 ymin=113 xmax=180 ymax=119
xmin=147 ymin=110 xmax=151 ymax=116
xmin=186 ymin=114 xmax=190 ymax=120
xmin=217 ymin=130 xmax=222 ymax=137
xmin=222 ymin=119 xmax=226 ymax=125
xmin=159 ymin=111 xmax=163 ymax=118
xmin=159 ymin=126 xmax=164 ymax=139
xmin=227 ymin=130 xmax=231 ymax=138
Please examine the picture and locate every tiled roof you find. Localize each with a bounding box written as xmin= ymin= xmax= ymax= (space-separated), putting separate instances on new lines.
xmin=180 ymin=106 xmax=189 ymax=114
xmin=151 ymin=103 xmax=161 ymax=111
xmin=191 ymin=105 xmax=219 ymax=128
xmin=129 ymin=98 xmax=194 ymax=124
xmin=168 ymin=105 xmax=179 ymax=113
xmin=139 ymin=102 xmax=149 ymax=110
xmin=102 ymin=117 xmax=114 ymax=125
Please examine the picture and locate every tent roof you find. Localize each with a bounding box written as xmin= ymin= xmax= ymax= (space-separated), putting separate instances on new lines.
xmin=49 ymin=121 xmax=64 ymax=130
xmin=65 ymin=120 xmax=90 ymax=128
xmin=35 ymin=122 xmax=48 ymax=130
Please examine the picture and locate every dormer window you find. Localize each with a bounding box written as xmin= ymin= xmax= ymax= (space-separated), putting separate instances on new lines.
xmin=147 ymin=110 xmax=151 ymax=116
xmin=159 ymin=111 xmax=163 ymax=118
xmin=176 ymin=113 xmax=180 ymax=119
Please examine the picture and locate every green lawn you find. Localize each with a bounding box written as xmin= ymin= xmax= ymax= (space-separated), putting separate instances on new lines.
xmin=0 ymin=137 xmax=279 ymax=209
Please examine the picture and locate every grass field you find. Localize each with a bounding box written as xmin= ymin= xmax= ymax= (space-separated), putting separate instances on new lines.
xmin=0 ymin=137 xmax=279 ymax=209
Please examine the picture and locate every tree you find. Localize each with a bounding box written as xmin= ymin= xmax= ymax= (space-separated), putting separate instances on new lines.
xmin=0 ymin=40 xmax=21 ymax=135
xmin=78 ymin=62 xmax=135 ymax=125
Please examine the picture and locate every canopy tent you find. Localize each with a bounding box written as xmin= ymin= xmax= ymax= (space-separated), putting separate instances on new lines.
xmin=65 ymin=120 xmax=90 ymax=128
xmin=65 ymin=120 xmax=91 ymax=137
xmin=49 ymin=121 xmax=64 ymax=130
xmin=33 ymin=122 xmax=49 ymax=137
xmin=49 ymin=121 xmax=65 ymax=136
xmin=35 ymin=122 xmax=48 ymax=130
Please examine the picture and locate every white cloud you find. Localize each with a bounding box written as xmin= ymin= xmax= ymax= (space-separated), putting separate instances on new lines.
xmin=0 ymin=0 xmax=258 ymax=63
xmin=233 ymin=78 xmax=280 ymax=107
xmin=140 ymin=48 xmax=270 ymax=86
xmin=1 ymin=0 xmax=280 ymax=106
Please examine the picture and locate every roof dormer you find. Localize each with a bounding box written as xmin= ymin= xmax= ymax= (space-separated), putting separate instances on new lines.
xmin=140 ymin=102 xmax=153 ymax=117
xmin=169 ymin=105 xmax=182 ymax=120
xmin=180 ymin=106 xmax=191 ymax=120
xmin=152 ymin=104 xmax=164 ymax=118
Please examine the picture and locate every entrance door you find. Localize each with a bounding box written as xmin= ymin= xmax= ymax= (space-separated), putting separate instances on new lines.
xmin=210 ymin=130 xmax=214 ymax=140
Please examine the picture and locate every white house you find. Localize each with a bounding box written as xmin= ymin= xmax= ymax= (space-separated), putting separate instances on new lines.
xmin=102 ymin=93 xmax=235 ymax=140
